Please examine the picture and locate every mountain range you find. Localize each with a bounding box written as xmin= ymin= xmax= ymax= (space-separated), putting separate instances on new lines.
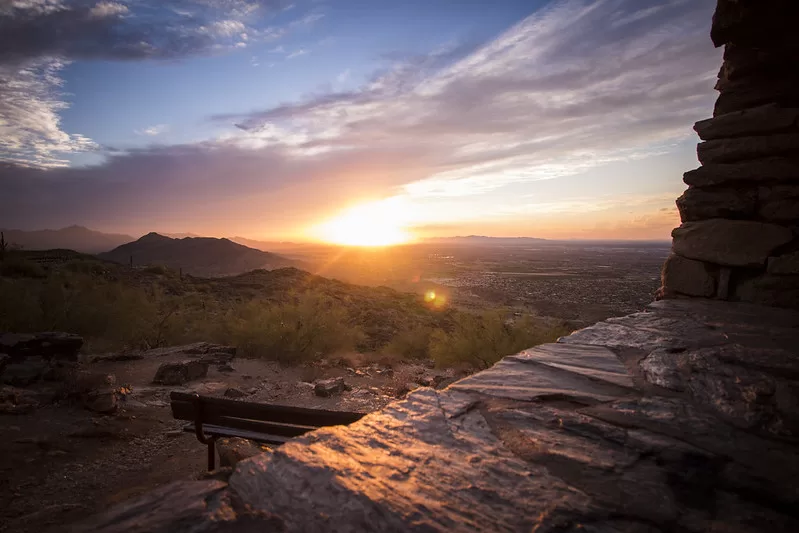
xmin=98 ymin=233 xmax=297 ymax=277
xmin=0 ymin=225 xmax=135 ymax=254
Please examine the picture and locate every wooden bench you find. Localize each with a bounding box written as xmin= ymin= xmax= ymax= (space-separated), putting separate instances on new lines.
xmin=170 ymin=391 xmax=365 ymax=470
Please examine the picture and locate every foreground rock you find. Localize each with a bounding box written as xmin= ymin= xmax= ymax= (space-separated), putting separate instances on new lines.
xmin=0 ymin=333 xmax=83 ymax=387
xmin=75 ymin=299 xmax=799 ymax=532
xmin=313 ymin=377 xmax=350 ymax=397
xmin=152 ymin=361 xmax=208 ymax=385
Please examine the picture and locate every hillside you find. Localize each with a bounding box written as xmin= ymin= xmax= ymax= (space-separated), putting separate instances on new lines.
xmin=0 ymin=225 xmax=135 ymax=254
xmin=98 ymin=232 xmax=297 ymax=277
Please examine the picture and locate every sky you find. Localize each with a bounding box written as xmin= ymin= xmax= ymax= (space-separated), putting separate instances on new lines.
xmin=0 ymin=0 xmax=721 ymax=243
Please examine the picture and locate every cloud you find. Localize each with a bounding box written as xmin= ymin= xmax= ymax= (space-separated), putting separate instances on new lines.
xmin=0 ymin=0 xmax=314 ymax=167
xmin=286 ymin=48 xmax=307 ymax=59
xmin=3 ymin=0 xmax=720 ymax=238
xmin=135 ymin=124 xmax=169 ymax=136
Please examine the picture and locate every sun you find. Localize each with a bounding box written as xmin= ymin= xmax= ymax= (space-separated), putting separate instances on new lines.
xmin=315 ymin=199 xmax=413 ymax=246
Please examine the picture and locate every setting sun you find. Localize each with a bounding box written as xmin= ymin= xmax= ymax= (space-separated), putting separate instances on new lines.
xmin=315 ymin=199 xmax=414 ymax=246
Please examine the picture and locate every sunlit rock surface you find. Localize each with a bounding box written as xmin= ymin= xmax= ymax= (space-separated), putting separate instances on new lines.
xmin=75 ymin=300 xmax=799 ymax=532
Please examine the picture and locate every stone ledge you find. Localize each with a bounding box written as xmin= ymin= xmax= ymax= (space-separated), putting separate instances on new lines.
xmin=75 ymin=300 xmax=799 ymax=532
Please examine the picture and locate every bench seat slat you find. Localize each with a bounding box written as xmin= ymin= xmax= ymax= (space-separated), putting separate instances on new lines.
xmin=170 ymin=391 xmax=364 ymax=427
xmin=182 ymin=423 xmax=291 ymax=446
xmin=212 ymin=415 xmax=316 ymax=438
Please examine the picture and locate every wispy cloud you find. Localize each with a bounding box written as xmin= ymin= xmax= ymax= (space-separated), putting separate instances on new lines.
xmin=286 ymin=48 xmax=307 ymax=59
xmin=0 ymin=0 xmax=320 ymax=167
xmin=135 ymin=124 xmax=169 ymax=136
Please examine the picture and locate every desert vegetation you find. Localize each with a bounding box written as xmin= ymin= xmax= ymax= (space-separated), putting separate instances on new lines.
xmin=0 ymin=251 xmax=569 ymax=368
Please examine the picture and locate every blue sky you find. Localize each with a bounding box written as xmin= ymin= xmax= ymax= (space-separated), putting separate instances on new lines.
xmin=1 ymin=0 xmax=720 ymax=241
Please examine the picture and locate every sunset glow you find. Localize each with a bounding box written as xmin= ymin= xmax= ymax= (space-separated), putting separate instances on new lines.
xmin=315 ymin=199 xmax=414 ymax=247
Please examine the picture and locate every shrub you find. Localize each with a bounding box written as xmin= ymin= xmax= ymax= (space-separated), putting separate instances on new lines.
xmin=221 ymin=292 xmax=365 ymax=363
xmin=0 ymin=254 xmax=46 ymax=278
xmin=381 ymin=325 xmax=433 ymax=360
xmin=429 ymin=311 xmax=570 ymax=369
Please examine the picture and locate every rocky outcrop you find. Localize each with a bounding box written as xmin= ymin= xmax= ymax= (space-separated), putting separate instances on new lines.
xmin=217 ymin=438 xmax=266 ymax=468
xmin=662 ymin=0 xmax=799 ymax=309
xmin=0 ymin=333 xmax=83 ymax=386
xmin=73 ymin=300 xmax=799 ymax=532
xmin=152 ymin=361 xmax=208 ymax=386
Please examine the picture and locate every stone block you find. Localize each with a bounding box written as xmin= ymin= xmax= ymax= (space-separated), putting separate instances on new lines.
xmin=676 ymin=186 xmax=756 ymax=222
xmin=713 ymin=78 xmax=799 ymax=117
xmin=698 ymin=133 xmax=799 ymax=165
xmin=768 ymin=251 xmax=799 ymax=275
xmin=152 ymin=360 xmax=208 ymax=385
xmin=711 ymin=0 xmax=799 ymax=48
xmin=733 ymin=273 xmax=799 ymax=309
xmin=672 ymin=219 xmax=793 ymax=268
xmin=759 ymin=185 xmax=799 ymax=222
xmin=694 ymin=104 xmax=799 ymax=141
xmin=721 ymin=43 xmax=799 ymax=82
xmin=661 ymin=254 xmax=717 ymax=298
xmin=683 ymin=158 xmax=799 ymax=187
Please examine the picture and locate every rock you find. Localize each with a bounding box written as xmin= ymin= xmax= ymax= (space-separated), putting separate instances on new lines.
xmin=683 ymin=158 xmax=799 ymax=187
xmin=0 ymin=332 xmax=83 ymax=362
xmin=694 ymin=104 xmax=799 ymax=141
xmin=88 ymin=353 xmax=144 ymax=363
xmin=217 ymin=437 xmax=265 ymax=468
xmin=313 ymin=377 xmax=350 ymax=397
xmin=417 ymin=375 xmax=444 ymax=388
xmin=199 ymin=352 xmax=235 ymax=365
xmin=698 ymin=134 xmax=799 ymax=165
xmin=676 ymin=186 xmax=756 ymax=222
xmin=1 ymin=357 xmax=48 ymax=386
xmin=83 ymin=389 xmax=118 ymax=414
xmin=144 ymin=342 xmax=236 ymax=358
xmin=75 ymin=371 xmax=117 ymax=393
xmin=395 ymin=382 xmax=420 ymax=398
xmin=672 ymin=219 xmax=793 ymax=267
xmin=165 ymin=429 xmax=184 ymax=438
xmin=152 ymin=361 xmax=208 ymax=385
xmin=0 ymin=353 xmax=8 ymax=374
xmin=711 ymin=0 xmax=799 ymax=47
xmin=759 ymin=185 xmax=799 ymax=222
xmin=713 ymin=78 xmax=799 ymax=116
xmin=0 ymin=386 xmax=43 ymax=414
xmin=769 ymin=251 xmax=799 ymax=275
xmin=223 ymin=387 xmax=248 ymax=399
xmin=216 ymin=363 xmax=235 ymax=373
xmin=661 ymin=254 xmax=718 ymax=298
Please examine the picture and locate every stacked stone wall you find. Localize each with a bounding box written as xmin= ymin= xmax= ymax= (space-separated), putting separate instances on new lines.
xmin=661 ymin=0 xmax=799 ymax=309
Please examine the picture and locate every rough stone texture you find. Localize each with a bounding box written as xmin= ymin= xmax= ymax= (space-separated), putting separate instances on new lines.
xmin=152 ymin=360 xmax=208 ymax=385
xmin=672 ymin=219 xmax=792 ymax=267
xmin=769 ymin=251 xmax=799 ymax=274
xmin=694 ymin=104 xmax=799 ymax=140
xmin=78 ymin=300 xmax=799 ymax=532
xmin=758 ymin=185 xmax=799 ymax=222
xmin=697 ymin=133 xmax=799 ymax=165
xmin=217 ymin=438 xmax=265 ymax=468
xmin=683 ymin=158 xmax=799 ymax=187
xmin=711 ymin=0 xmax=799 ymax=48
xmin=732 ymin=273 xmax=799 ymax=308
xmin=314 ymin=377 xmax=350 ymax=397
xmin=676 ymin=186 xmax=756 ymax=222
xmin=661 ymin=254 xmax=717 ymax=297
xmin=1 ymin=357 xmax=49 ymax=386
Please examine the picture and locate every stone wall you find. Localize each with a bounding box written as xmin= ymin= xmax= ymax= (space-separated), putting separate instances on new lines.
xmin=661 ymin=0 xmax=799 ymax=309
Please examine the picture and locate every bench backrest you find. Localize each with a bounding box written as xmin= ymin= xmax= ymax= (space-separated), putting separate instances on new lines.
xmin=170 ymin=391 xmax=365 ymax=440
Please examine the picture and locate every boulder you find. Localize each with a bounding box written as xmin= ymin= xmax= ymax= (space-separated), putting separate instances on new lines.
xmin=217 ymin=437 xmax=265 ymax=468
xmin=83 ymin=389 xmax=118 ymax=414
xmin=223 ymin=387 xmax=248 ymax=399
xmin=199 ymin=352 xmax=235 ymax=365
xmin=661 ymin=254 xmax=717 ymax=298
xmin=711 ymin=0 xmax=799 ymax=47
xmin=769 ymin=252 xmax=799 ymax=275
xmin=713 ymin=78 xmax=799 ymax=116
xmin=759 ymin=185 xmax=799 ymax=222
xmin=152 ymin=361 xmax=208 ymax=385
xmin=732 ymin=273 xmax=799 ymax=309
xmin=417 ymin=375 xmax=445 ymax=388
xmin=216 ymin=363 xmax=235 ymax=373
xmin=0 ymin=353 xmax=7 ymax=374
xmin=0 ymin=385 xmax=44 ymax=414
xmin=698 ymin=134 xmax=799 ymax=165
xmin=672 ymin=219 xmax=793 ymax=267
xmin=694 ymin=104 xmax=799 ymax=141
xmin=313 ymin=377 xmax=350 ymax=397
xmin=683 ymin=158 xmax=799 ymax=187
xmin=676 ymin=186 xmax=756 ymax=222
xmin=0 ymin=332 xmax=83 ymax=362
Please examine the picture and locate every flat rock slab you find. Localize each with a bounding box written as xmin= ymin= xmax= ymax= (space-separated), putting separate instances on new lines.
xmin=78 ymin=300 xmax=799 ymax=532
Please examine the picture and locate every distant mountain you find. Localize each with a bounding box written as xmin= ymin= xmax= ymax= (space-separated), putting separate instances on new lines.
xmin=424 ymin=235 xmax=548 ymax=245
xmin=230 ymin=236 xmax=300 ymax=251
xmin=0 ymin=225 xmax=135 ymax=254
xmin=98 ymin=233 xmax=297 ymax=277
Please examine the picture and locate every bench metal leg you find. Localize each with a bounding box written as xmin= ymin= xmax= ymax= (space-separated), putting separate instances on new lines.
xmin=207 ymin=439 xmax=216 ymax=471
